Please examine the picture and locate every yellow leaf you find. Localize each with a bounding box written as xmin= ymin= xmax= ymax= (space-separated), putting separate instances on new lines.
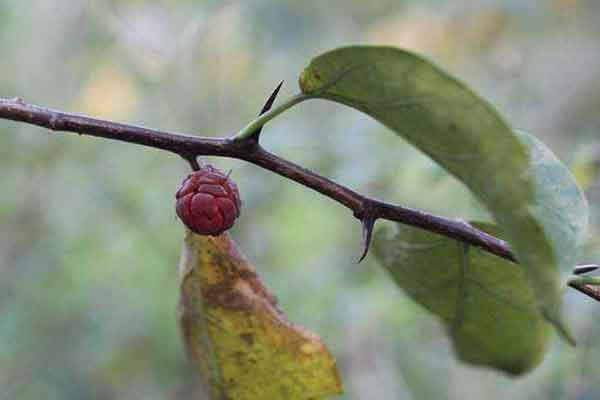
xmin=178 ymin=231 xmax=342 ymax=400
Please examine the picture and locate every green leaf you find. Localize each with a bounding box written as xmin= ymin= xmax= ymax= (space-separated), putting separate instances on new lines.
xmin=299 ymin=46 xmax=588 ymax=338
xmin=514 ymin=131 xmax=588 ymax=273
xmin=373 ymin=222 xmax=550 ymax=375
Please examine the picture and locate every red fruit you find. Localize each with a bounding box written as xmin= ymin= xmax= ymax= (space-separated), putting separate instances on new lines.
xmin=175 ymin=165 xmax=241 ymax=236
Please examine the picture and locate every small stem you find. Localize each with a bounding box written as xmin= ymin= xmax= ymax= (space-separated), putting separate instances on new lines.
xmin=232 ymin=93 xmax=312 ymax=141
xmin=568 ymin=276 xmax=600 ymax=287
xmin=187 ymin=157 xmax=201 ymax=171
xmin=568 ymin=281 xmax=600 ymax=301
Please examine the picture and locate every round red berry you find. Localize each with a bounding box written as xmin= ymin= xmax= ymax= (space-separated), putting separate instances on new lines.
xmin=175 ymin=165 xmax=241 ymax=236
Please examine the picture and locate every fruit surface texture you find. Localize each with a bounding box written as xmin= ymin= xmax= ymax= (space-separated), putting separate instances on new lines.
xmin=176 ymin=165 xmax=241 ymax=236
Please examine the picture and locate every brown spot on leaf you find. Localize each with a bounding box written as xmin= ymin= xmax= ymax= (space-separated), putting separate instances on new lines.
xmin=178 ymin=231 xmax=342 ymax=398
xmin=240 ymin=333 xmax=254 ymax=346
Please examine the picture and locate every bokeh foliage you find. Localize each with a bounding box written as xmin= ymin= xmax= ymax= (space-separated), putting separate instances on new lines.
xmin=1 ymin=1 xmax=600 ymax=399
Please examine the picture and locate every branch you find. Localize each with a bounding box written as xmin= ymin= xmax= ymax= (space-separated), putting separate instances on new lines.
xmin=0 ymin=96 xmax=598 ymax=301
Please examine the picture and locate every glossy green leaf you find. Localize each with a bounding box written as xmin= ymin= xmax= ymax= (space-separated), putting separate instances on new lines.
xmin=299 ymin=46 xmax=588 ymax=337
xmin=373 ymin=222 xmax=550 ymax=375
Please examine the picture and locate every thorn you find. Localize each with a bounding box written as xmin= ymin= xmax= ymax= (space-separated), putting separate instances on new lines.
xmin=260 ymin=81 xmax=284 ymax=116
xmin=251 ymin=80 xmax=284 ymax=140
xmin=357 ymin=216 xmax=376 ymax=263
xmin=574 ymin=264 xmax=600 ymax=275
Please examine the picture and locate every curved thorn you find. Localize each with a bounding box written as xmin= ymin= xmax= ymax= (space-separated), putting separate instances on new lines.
xmin=574 ymin=264 xmax=600 ymax=275
xmin=358 ymin=216 xmax=376 ymax=263
xmin=251 ymin=80 xmax=284 ymax=140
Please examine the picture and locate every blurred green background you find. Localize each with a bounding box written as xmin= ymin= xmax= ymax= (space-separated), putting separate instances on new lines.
xmin=1 ymin=1 xmax=600 ymax=399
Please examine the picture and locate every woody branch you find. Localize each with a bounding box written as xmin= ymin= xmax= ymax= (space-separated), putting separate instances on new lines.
xmin=0 ymin=94 xmax=597 ymax=301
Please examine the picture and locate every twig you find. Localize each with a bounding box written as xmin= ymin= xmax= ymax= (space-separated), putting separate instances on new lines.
xmin=0 ymin=95 xmax=598 ymax=302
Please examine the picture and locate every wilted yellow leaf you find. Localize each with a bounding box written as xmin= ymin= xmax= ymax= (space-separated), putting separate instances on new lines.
xmin=178 ymin=231 xmax=342 ymax=400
